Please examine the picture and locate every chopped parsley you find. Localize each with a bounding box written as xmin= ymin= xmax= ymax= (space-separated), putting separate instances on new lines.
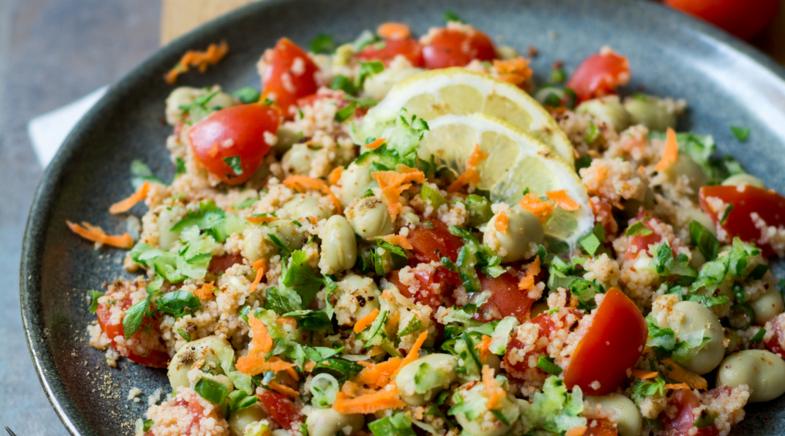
xmin=223 ymin=155 xmax=243 ymax=176
xmin=443 ymin=10 xmax=464 ymax=23
xmin=130 ymin=160 xmax=163 ymax=189
xmin=689 ymin=220 xmax=719 ymax=261
xmin=87 ymin=290 xmax=103 ymax=313
xmin=625 ymin=221 xmax=653 ymax=237
xmin=536 ymin=356 xmax=563 ymax=375
xmin=232 ymin=86 xmax=260 ymax=104
xmin=730 ymin=126 xmax=750 ymax=142
xmin=194 ymin=377 xmax=229 ymax=404
xmin=309 ymin=33 xmax=336 ymax=54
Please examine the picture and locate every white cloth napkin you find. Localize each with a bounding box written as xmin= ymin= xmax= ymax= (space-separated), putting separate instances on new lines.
xmin=27 ymin=86 xmax=108 ymax=167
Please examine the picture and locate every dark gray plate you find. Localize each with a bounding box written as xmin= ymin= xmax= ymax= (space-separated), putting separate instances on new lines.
xmin=20 ymin=0 xmax=785 ymax=434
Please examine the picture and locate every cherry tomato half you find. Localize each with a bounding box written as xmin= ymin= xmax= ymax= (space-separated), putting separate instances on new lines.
xmin=567 ymin=50 xmax=630 ymax=102
xmin=189 ymin=104 xmax=280 ymax=185
xmin=96 ymin=302 xmax=169 ymax=368
xmin=625 ymin=216 xmax=666 ymax=259
xmin=480 ymin=272 xmax=536 ymax=322
xmin=390 ymin=267 xmax=459 ymax=310
xmin=699 ymin=184 xmax=785 ymax=256
xmin=261 ymin=38 xmax=320 ymax=113
xmin=258 ymin=390 xmax=301 ymax=430
xmin=406 ymin=220 xmax=464 ymax=264
xmin=665 ymin=0 xmax=779 ymax=40
xmin=421 ymin=26 xmax=496 ymax=69
xmin=564 ymin=288 xmax=647 ymax=395
xmin=357 ymin=38 xmax=425 ymax=67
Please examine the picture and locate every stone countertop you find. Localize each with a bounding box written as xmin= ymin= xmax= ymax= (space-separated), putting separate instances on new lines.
xmin=1 ymin=1 xmax=783 ymax=434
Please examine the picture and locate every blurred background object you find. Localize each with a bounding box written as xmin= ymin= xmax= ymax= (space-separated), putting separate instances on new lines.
xmin=0 ymin=0 xmax=784 ymax=434
xmin=665 ymin=0 xmax=780 ymax=40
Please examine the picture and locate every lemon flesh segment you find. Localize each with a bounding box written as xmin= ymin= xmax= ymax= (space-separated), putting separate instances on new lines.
xmin=420 ymin=114 xmax=593 ymax=247
xmin=360 ymin=67 xmax=574 ymax=166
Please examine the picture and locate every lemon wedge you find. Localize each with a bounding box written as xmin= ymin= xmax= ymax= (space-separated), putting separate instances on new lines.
xmin=358 ymin=67 xmax=574 ymax=166
xmin=419 ymin=114 xmax=593 ymax=247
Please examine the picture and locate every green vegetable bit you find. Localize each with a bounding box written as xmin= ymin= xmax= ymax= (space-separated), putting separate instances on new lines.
xmin=194 ymin=378 xmax=229 ymax=404
xmin=232 ymin=86 xmax=260 ymax=104
xmin=309 ymin=33 xmax=336 ymax=54
xmin=730 ymin=126 xmax=750 ymax=142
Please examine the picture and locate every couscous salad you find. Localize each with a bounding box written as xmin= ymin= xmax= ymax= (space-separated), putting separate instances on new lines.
xmin=70 ymin=16 xmax=785 ymax=436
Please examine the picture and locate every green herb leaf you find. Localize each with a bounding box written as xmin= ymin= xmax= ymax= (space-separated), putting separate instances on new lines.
xmin=584 ymin=122 xmax=600 ymax=144
xmin=87 ymin=290 xmax=103 ymax=313
xmin=369 ymin=412 xmax=416 ymax=436
xmin=194 ymin=378 xmax=229 ymax=404
xmin=631 ymin=376 xmax=666 ymax=401
xmin=156 ymin=290 xmax=201 ymax=318
xmin=283 ymin=309 xmax=332 ymax=331
xmin=751 ymin=328 xmax=766 ymax=343
xmin=170 ymin=201 xmax=230 ymax=241
xmin=536 ymin=356 xmax=562 ymax=375
xmin=227 ymin=390 xmax=258 ymax=412
xmin=232 ymin=86 xmax=260 ymax=104
xmin=357 ymin=61 xmax=385 ymax=86
xmin=312 ymin=358 xmax=363 ymax=382
xmin=689 ymin=220 xmax=719 ymax=261
xmin=335 ymin=102 xmax=357 ymax=122
xmin=281 ymin=249 xmax=323 ymax=307
xmin=443 ymin=10 xmax=464 ymax=23
xmin=263 ymin=286 xmax=303 ymax=314
xmin=123 ymin=298 xmax=149 ymax=337
xmin=309 ymin=33 xmax=336 ymax=54
xmin=130 ymin=160 xmax=163 ymax=189
xmin=329 ymin=74 xmax=357 ymax=95
xmin=223 ymin=156 xmax=244 ymax=176
xmin=625 ymin=221 xmax=653 ymax=237
xmin=175 ymin=157 xmax=186 ymax=176
xmin=730 ymin=126 xmax=750 ymax=142
xmin=267 ymin=233 xmax=291 ymax=257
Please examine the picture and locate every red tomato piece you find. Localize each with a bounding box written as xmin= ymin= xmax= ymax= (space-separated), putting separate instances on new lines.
xmin=567 ymin=50 xmax=630 ymax=101
xmin=261 ymin=38 xmax=320 ymax=113
xmin=699 ymin=185 xmax=785 ymax=256
xmin=660 ymin=390 xmax=719 ymax=436
xmin=357 ymin=38 xmax=424 ymax=67
xmin=258 ymin=390 xmax=301 ymax=429
xmin=389 ymin=267 xmax=458 ymax=310
xmin=665 ymin=0 xmax=779 ymax=40
xmin=479 ymin=272 xmax=535 ymax=322
xmin=585 ymin=418 xmax=619 ymax=436
xmin=502 ymin=311 xmax=576 ymax=380
xmin=765 ymin=314 xmax=785 ymax=358
xmin=96 ymin=302 xmax=169 ymax=368
xmin=189 ymin=104 xmax=280 ymax=185
xmin=208 ymin=252 xmax=244 ymax=275
xmin=590 ymin=196 xmax=618 ymax=236
xmin=625 ymin=216 xmax=665 ymax=259
xmin=564 ymin=289 xmax=647 ymax=395
xmin=421 ymin=26 xmax=496 ymax=69
xmin=406 ymin=220 xmax=464 ymax=264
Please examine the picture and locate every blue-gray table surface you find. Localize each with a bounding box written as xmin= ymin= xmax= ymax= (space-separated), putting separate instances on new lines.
xmin=0 ymin=1 xmax=158 ymax=434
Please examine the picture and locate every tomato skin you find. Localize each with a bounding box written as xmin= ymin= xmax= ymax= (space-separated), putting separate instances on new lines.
xmin=188 ymin=104 xmax=280 ymax=185
xmin=421 ymin=27 xmax=496 ymax=69
xmin=564 ymin=289 xmax=647 ymax=395
xmin=660 ymin=390 xmax=719 ymax=436
xmin=96 ymin=302 xmax=169 ymax=368
xmin=699 ymin=185 xmax=785 ymax=256
xmin=665 ymin=0 xmax=778 ymax=40
xmin=406 ymin=220 xmax=464 ymax=264
xmin=390 ymin=267 xmax=458 ymax=310
xmin=208 ymin=252 xmax=244 ymax=275
xmin=258 ymin=390 xmax=301 ymax=429
xmin=624 ymin=216 xmax=665 ymax=259
xmin=567 ymin=50 xmax=630 ymax=101
xmin=585 ymin=418 xmax=619 ymax=436
xmin=357 ymin=38 xmax=424 ymax=67
xmin=261 ymin=38 xmax=320 ymax=113
xmin=480 ymin=272 xmax=535 ymax=322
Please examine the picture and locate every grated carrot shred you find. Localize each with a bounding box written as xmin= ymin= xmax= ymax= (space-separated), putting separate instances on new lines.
xmin=353 ymin=308 xmax=380 ymax=334
xmin=249 ymin=259 xmax=268 ymax=294
xmin=66 ymin=220 xmax=134 ymax=249
xmin=355 ymin=358 xmax=403 ymax=388
xmin=654 ymin=128 xmax=679 ymax=172
xmin=493 ymin=57 xmax=533 ymax=86
xmin=495 ymin=211 xmax=509 ymax=233
xmin=482 ymin=365 xmax=506 ymax=410
xmin=236 ymin=317 xmax=296 ymax=375
xmin=546 ymin=190 xmax=580 ymax=212
xmin=377 ymin=22 xmax=411 ymax=40
xmin=518 ymin=256 xmax=541 ymax=291
xmin=661 ymin=358 xmax=707 ymax=390
xmin=565 ymin=427 xmax=587 ymax=436
xmin=372 ymin=168 xmax=425 ymax=219
xmin=631 ymin=369 xmax=659 ymax=380
xmin=109 ymin=182 xmax=150 ymax=215
xmin=518 ymin=193 xmax=555 ymax=222
xmin=193 ymin=282 xmax=216 ymax=301
xmin=380 ymin=234 xmax=413 ymax=250
xmin=268 ymin=381 xmax=299 ymax=398
xmin=333 ymin=387 xmax=405 ymax=414
xmin=246 ymin=214 xmax=276 ymax=224
xmin=395 ymin=331 xmax=428 ymax=376
xmin=665 ymin=383 xmax=691 ymax=391
xmin=478 ymin=335 xmax=492 ymax=362
xmin=448 ymin=145 xmax=488 ymax=192
xmin=365 ymin=137 xmax=386 ymax=150
xmin=165 ymin=41 xmax=229 ymax=85
xmin=327 ymin=166 xmax=344 ymax=185
xmin=283 ymin=175 xmax=342 ymax=212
